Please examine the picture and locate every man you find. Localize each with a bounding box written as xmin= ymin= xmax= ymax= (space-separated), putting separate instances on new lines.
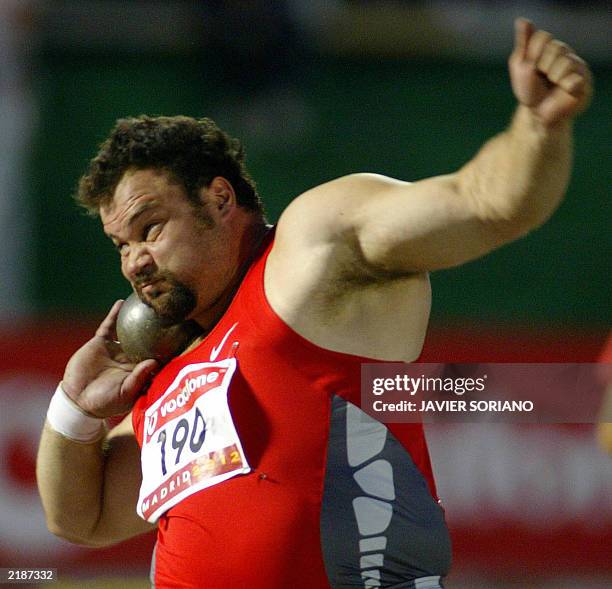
xmin=37 ymin=19 xmax=592 ymax=589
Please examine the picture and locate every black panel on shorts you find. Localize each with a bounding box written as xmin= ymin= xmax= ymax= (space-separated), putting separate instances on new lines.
xmin=320 ymin=396 xmax=451 ymax=589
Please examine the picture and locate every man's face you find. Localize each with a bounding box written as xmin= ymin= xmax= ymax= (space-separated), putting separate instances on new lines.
xmin=100 ymin=168 xmax=229 ymax=325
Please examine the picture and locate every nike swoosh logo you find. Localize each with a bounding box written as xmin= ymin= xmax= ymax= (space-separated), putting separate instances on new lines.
xmin=210 ymin=322 xmax=239 ymax=362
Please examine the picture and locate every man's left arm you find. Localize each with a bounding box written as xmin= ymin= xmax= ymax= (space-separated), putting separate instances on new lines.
xmin=275 ymin=19 xmax=592 ymax=275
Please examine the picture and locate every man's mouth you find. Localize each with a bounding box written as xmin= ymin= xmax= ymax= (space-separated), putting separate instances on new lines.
xmin=141 ymin=282 xmax=157 ymax=295
xmin=137 ymin=279 xmax=162 ymax=299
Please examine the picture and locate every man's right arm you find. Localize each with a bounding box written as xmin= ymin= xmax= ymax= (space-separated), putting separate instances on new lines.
xmin=37 ymin=413 xmax=155 ymax=546
xmin=36 ymin=300 xmax=158 ymax=546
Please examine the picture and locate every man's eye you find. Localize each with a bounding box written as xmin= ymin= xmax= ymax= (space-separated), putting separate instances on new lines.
xmin=144 ymin=223 xmax=161 ymax=241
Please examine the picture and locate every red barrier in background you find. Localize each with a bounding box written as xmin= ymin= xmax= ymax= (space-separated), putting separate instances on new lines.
xmin=0 ymin=320 xmax=609 ymax=579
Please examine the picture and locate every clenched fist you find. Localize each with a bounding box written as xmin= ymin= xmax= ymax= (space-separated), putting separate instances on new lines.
xmin=509 ymin=18 xmax=592 ymax=127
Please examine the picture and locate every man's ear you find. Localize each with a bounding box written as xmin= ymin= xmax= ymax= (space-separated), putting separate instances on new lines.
xmin=201 ymin=177 xmax=237 ymax=220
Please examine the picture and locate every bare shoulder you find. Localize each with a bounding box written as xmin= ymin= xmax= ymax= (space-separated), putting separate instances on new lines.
xmin=274 ymin=173 xmax=410 ymax=250
xmin=265 ymin=173 xmax=431 ymax=361
xmin=267 ymin=173 xmax=394 ymax=306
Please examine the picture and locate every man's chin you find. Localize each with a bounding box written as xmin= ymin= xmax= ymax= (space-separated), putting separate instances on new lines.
xmin=149 ymin=293 xmax=195 ymax=326
xmin=138 ymin=292 xmax=166 ymax=314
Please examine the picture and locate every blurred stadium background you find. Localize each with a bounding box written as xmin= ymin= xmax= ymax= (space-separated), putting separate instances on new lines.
xmin=0 ymin=1 xmax=610 ymax=587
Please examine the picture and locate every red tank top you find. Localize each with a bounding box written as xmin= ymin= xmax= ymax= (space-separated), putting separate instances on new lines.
xmin=132 ymin=232 xmax=439 ymax=588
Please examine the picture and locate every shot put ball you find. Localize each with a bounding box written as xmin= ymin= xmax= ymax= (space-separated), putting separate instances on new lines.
xmin=116 ymin=292 xmax=202 ymax=364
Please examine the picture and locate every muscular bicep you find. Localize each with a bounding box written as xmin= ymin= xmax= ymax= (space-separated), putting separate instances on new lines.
xmin=352 ymin=173 xmax=516 ymax=272
xmin=90 ymin=413 xmax=155 ymax=545
xmin=279 ymin=173 xmax=521 ymax=275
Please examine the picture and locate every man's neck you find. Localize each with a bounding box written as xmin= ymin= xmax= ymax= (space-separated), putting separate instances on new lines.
xmin=192 ymin=219 xmax=271 ymax=333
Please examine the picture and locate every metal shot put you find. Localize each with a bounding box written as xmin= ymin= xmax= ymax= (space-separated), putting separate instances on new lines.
xmin=116 ymin=293 xmax=202 ymax=364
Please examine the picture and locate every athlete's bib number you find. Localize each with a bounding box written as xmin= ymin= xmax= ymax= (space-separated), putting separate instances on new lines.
xmin=137 ymin=358 xmax=250 ymax=523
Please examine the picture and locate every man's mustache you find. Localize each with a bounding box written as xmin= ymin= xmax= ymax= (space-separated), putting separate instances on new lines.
xmin=133 ymin=268 xmax=166 ymax=288
xmin=134 ymin=271 xmax=157 ymax=288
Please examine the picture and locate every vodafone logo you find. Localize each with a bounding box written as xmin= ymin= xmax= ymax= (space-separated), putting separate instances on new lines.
xmin=167 ymin=369 xmax=220 ymax=413
xmin=145 ymin=365 xmax=227 ymax=443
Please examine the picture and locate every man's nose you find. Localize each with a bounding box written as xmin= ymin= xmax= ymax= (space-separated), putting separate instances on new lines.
xmin=123 ymin=244 xmax=154 ymax=280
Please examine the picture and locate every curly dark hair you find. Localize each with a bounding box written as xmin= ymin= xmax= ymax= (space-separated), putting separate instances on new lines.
xmin=76 ymin=115 xmax=262 ymax=215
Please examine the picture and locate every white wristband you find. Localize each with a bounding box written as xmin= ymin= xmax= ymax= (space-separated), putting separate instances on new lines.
xmin=46 ymin=383 xmax=105 ymax=442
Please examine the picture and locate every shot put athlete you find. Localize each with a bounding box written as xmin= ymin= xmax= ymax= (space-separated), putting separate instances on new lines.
xmin=37 ymin=20 xmax=592 ymax=589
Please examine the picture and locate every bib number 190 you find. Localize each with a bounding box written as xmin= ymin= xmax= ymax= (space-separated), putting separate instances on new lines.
xmin=157 ymin=407 xmax=206 ymax=475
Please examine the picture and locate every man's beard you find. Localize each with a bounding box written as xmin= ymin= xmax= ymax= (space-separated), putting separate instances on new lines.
xmin=136 ymin=271 xmax=197 ymax=327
